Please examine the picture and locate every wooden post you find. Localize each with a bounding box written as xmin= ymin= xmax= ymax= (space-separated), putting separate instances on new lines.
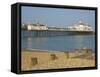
xmin=64 ymin=52 xmax=70 ymax=59
xmin=31 ymin=57 xmax=38 ymax=66
xmin=50 ymin=54 xmax=57 ymax=60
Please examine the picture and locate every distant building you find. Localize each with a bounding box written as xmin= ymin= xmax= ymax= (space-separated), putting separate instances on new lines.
xmin=27 ymin=22 xmax=48 ymax=30
xmin=68 ymin=21 xmax=93 ymax=31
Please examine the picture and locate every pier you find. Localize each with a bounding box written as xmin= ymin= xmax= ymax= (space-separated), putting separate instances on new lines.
xmin=22 ymin=29 xmax=94 ymax=37
xmin=22 ymin=21 xmax=94 ymax=37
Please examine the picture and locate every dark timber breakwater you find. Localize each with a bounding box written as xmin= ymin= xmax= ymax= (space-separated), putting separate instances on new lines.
xmin=22 ymin=30 xmax=94 ymax=37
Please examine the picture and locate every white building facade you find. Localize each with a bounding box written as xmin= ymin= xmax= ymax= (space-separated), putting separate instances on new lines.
xmin=27 ymin=23 xmax=48 ymax=30
xmin=68 ymin=21 xmax=93 ymax=31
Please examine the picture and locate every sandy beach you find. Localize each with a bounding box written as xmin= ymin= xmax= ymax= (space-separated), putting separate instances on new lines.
xmin=21 ymin=49 xmax=95 ymax=71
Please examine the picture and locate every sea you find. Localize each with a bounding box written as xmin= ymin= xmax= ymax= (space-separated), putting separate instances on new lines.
xmin=21 ymin=31 xmax=95 ymax=52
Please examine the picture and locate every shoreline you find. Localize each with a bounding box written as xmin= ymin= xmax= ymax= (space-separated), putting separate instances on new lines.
xmin=22 ymin=48 xmax=95 ymax=53
xmin=21 ymin=48 xmax=95 ymax=71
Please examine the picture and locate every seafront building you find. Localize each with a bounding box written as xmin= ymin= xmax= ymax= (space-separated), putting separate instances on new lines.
xmin=22 ymin=23 xmax=48 ymax=30
xmin=67 ymin=21 xmax=93 ymax=31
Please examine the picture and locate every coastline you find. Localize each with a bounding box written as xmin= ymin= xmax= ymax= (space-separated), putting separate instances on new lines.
xmin=21 ymin=49 xmax=95 ymax=71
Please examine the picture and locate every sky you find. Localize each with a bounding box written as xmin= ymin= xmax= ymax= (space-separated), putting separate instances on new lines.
xmin=21 ymin=6 xmax=95 ymax=29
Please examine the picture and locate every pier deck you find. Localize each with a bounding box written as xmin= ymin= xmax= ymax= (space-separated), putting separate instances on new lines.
xmin=22 ymin=29 xmax=94 ymax=37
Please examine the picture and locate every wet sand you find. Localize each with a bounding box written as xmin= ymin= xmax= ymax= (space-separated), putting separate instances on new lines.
xmin=21 ymin=49 xmax=95 ymax=71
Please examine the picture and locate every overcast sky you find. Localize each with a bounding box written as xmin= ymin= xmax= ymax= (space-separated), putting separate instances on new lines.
xmin=21 ymin=6 xmax=95 ymax=29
